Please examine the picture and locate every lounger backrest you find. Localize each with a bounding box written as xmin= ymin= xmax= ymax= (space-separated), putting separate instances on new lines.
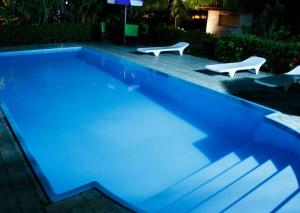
xmin=171 ymin=42 xmax=189 ymax=48
xmin=242 ymin=56 xmax=266 ymax=66
xmin=286 ymin=65 xmax=300 ymax=75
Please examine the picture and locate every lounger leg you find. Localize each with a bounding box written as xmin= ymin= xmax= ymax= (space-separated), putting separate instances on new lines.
xmin=228 ymin=71 xmax=235 ymax=77
xmin=255 ymin=67 xmax=260 ymax=75
xmin=283 ymin=85 xmax=289 ymax=92
xmin=154 ymin=51 xmax=160 ymax=57
xmin=179 ymin=49 xmax=184 ymax=56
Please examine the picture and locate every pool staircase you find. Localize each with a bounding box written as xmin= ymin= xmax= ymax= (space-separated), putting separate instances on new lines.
xmin=137 ymin=143 xmax=300 ymax=212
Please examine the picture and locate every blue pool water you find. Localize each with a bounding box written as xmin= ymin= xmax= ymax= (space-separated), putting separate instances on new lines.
xmin=0 ymin=47 xmax=300 ymax=212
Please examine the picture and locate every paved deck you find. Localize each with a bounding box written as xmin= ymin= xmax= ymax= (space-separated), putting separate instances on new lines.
xmin=0 ymin=42 xmax=299 ymax=212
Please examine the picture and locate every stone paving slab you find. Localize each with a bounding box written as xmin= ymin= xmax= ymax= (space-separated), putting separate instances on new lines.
xmin=0 ymin=184 xmax=22 ymax=212
xmin=0 ymin=155 xmax=9 ymax=186
xmin=267 ymin=113 xmax=300 ymax=133
xmin=0 ymin=42 xmax=299 ymax=212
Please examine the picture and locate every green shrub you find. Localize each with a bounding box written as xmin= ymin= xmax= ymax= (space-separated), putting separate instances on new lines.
xmin=215 ymin=34 xmax=300 ymax=73
xmin=181 ymin=31 xmax=216 ymax=58
xmin=148 ymin=25 xmax=182 ymax=45
xmin=0 ymin=23 xmax=99 ymax=47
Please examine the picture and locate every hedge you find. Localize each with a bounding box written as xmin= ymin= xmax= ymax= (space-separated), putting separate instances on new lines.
xmin=148 ymin=26 xmax=216 ymax=59
xmin=146 ymin=27 xmax=300 ymax=73
xmin=215 ymin=34 xmax=300 ymax=73
xmin=1 ymin=24 xmax=299 ymax=73
xmin=0 ymin=23 xmax=100 ymax=47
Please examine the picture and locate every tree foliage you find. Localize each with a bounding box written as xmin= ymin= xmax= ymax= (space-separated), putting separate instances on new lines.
xmin=170 ymin=0 xmax=188 ymax=28
xmin=250 ymin=0 xmax=291 ymax=40
xmin=142 ymin=0 xmax=168 ymax=12
xmin=183 ymin=0 xmax=240 ymax=11
xmin=0 ymin=0 xmax=105 ymax=24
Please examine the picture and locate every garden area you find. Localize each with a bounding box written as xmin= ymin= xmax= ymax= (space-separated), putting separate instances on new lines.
xmin=0 ymin=0 xmax=299 ymax=73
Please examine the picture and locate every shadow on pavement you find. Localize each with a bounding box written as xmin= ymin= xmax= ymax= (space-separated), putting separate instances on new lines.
xmin=220 ymin=77 xmax=300 ymax=116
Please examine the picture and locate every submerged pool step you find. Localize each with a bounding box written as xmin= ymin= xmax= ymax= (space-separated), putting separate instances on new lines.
xmin=138 ymin=143 xmax=281 ymax=213
xmin=188 ymin=147 xmax=286 ymax=212
xmin=224 ymin=165 xmax=299 ymax=213
xmin=218 ymin=153 xmax=300 ymax=212
xmin=160 ymin=156 xmax=260 ymax=213
xmin=189 ymin=159 xmax=278 ymax=213
xmin=277 ymin=192 xmax=300 ymax=212
xmin=137 ymin=152 xmax=241 ymax=212
xmin=137 ymin=142 xmax=263 ymax=212
xmin=162 ymin=146 xmax=285 ymax=213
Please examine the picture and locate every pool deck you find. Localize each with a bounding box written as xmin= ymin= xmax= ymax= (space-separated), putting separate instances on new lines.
xmin=0 ymin=42 xmax=299 ymax=212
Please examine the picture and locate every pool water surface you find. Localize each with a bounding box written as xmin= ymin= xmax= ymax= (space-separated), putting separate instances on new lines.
xmin=0 ymin=47 xmax=300 ymax=212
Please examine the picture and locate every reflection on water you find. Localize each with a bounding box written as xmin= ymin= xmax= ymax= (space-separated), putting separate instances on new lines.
xmin=0 ymin=77 xmax=5 ymax=90
xmin=128 ymin=84 xmax=140 ymax=92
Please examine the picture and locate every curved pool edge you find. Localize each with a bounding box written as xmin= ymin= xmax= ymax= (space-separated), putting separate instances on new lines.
xmin=267 ymin=112 xmax=300 ymax=134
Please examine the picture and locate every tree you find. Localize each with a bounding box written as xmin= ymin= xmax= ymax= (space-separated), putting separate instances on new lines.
xmin=251 ymin=0 xmax=290 ymax=40
xmin=182 ymin=0 xmax=262 ymax=12
xmin=170 ymin=0 xmax=188 ymax=28
xmin=0 ymin=0 xmax=107 ymax=24
xmin=142 ymin=0 xmax=168 ymax=12
xmin=71 ymin=0 xmax=104 ymax=23
xmin=185 ymin=0 xmax=239 ymax=10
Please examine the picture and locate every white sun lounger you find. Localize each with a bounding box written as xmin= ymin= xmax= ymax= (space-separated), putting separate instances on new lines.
xmin=137 ymin=42 xmax=189 ymax=57
xmin=205 ymin=56 xmax=266 ymax=77
xmin=255 ymin=65 xmax=300 ymax=91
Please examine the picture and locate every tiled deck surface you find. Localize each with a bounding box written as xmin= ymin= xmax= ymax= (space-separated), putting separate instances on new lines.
xmin=0 ymin=42 xmax=299 ymax=212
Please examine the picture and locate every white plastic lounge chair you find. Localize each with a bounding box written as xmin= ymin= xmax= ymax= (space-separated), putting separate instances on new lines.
xmin=255 ymin=65 xmax=300 ymax=91
xmin=137 ymin=42 xmax=189 ymax=57
xmin=205 ymin=56 xmax=266 ymax=77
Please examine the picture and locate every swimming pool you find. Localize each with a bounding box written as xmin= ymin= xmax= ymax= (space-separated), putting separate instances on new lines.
xmin=0 ymin=46 xmax=300 ymax=212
